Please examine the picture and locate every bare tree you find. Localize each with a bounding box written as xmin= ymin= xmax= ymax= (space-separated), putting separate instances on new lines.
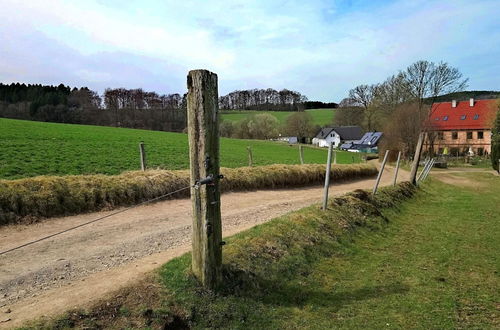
xmin=348 ymin=84 xmax=379 ymax=131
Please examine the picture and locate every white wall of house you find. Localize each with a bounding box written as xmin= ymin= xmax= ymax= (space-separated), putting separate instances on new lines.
xmin=314 ymin=131 xmax=341 ymax=148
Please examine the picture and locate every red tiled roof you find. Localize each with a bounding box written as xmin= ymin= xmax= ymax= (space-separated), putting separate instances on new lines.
xmin=428 ymin=99 xmax=498 ymax=131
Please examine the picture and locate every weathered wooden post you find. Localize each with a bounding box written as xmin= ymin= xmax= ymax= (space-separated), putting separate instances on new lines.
xmin=247 ymin=146 xmax=253 ymax=167
xmin=299 ymin=145 xmax=304 ymax=165
xmin=187 ymin=69 xmax=222 ymax=290
xmin=409 ymin=132 xmax=425 ymax=185
xmin=373 ymin=149 xmax=390 ymax=195
xmin=393 ymin=151 xmax=401 ymax=186
xmin=333 ymin=150 xmax=337 ymax=164
xmin=139 ymin=142 xmax=146 ymax=171
xmin=322 ymin=142 xmax=334 ymax=210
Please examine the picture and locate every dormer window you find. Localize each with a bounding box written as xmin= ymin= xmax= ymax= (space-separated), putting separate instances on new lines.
xmin=460 ymin=115 xmax=466 ymax=120
xmin=443 ymin=116 xmax=449 ymax=121
xmin=473 ymin=114 xmax=479 ymax=120
xmin=434 ymin=117 xmax=440 ymax=121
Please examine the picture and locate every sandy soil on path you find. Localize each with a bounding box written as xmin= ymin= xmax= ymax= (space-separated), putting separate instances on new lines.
xmin=0 ymin=165 xmax=409 ymax=328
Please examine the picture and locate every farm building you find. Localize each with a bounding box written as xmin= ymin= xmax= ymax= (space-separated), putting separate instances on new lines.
xmin=425 ymin=98 xmax=499 ymax=156
xmin=340 ymin=132 xmax=383 ymax=153
xmin=312 ymin=126 xmax=363 ymax=148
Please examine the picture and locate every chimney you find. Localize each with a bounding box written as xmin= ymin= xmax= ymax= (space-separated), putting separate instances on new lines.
xmin=469 ymin=98 xmax=474 ymax=107
xmin=452 ymin=100 xmax=457 ymax=108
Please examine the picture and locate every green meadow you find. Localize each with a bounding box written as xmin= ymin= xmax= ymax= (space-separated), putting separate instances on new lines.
xmin=221 ymin=108 xmax=336 ymax=126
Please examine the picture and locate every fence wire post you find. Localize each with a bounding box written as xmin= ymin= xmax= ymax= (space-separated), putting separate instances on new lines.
xmin=187 ymin=69 xmax=222 ymax=290
xmin=393 ymin=151 xmax=401 ymax=186
xmin=247 ymin=146 xmax=253 ymax=167
xmin=410 ymin=132 xmax=425 ymax=185
xmin=373 ymin=150 xmax=389 ymax=195
xmin=299 ymin=145 xmax=304 ymax=165
xmin=322 ymin=142 xmax=334 ymax=210
xmin=139 ymin=142 xmax=146 ymax=171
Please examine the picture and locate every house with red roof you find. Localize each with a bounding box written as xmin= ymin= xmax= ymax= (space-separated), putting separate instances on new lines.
xmin=425 ymin=98 xmax=498 ymax=156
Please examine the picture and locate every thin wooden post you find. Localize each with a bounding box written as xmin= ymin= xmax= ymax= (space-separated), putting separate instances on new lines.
xmin=299 ymin=145 xmax=304 ymax=164
xmin=373 ymin=150 xmax=390 ymax=195
xmin=393 ymin=151 xmax=401 ymax=186
xmin=417 ymin=158 xmax=430 ymax=183
xmin=247 ymin=146 xmax=253 ymax=167
xmin=187 ymin=69 xmax=222 ymax=290
xmin=410 ymin=132 xmax=425 ymax=185
xmin=322 ymin=142 xmax=334 ymax=210
xmin=139 ymin=142 xmax=146 ymax=171
xmin=333 ymin=150 xmax=337 ymax=164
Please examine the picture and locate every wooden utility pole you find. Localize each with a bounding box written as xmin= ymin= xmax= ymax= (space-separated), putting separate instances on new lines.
xmin=322 ymin=142 xmax=334 ymax=210
xmin=299 ymin=145 xmax=304 ymax=165
xmin=393 ymin=151 xmax=401 ymax=186
xmin=139 ymin=142 xmax=146 ymax=171
xmin=187 ymin=69 xmax=222 ymax=290
xmin=409 ymin=132 xmax=425 ymax=185
xmin=373 ymin=150 xmax=389 ymax=195
xmin=247 ymin=146 xmax=253 ymax=167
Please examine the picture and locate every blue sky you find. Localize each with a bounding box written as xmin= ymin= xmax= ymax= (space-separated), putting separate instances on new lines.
xmin=0 ymin=0 xmax=498 ymax=101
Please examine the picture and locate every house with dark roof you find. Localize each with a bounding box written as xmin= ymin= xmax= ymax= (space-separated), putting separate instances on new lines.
xmin=426 ymin=98 xmax=498 ymax=156
xmin=340 ymin=132 xmax=383 ymax=153
xmin=312 ymin=126 xmax=363 ymax=148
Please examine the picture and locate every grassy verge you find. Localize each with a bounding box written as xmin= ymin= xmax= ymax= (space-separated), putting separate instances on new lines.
xmin=1 ymin=118 xmax=358 ymax=180
xmin=0 ymin=163 xmax=376 ymax=226
xmin=25 ymin=172 xmax=500 ymax=329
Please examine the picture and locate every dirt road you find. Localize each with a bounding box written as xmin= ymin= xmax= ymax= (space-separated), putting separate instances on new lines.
xmin=0 ymin=165 xmax=409 ymax=328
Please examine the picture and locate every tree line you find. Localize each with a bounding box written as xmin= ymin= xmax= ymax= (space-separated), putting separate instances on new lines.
xmin=334 ymin=60 xmax=469 ymax=158
xmin=218 ymin=88 xmax=308 ymax=111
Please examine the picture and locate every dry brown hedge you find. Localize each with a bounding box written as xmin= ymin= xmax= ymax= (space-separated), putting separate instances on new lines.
xmin=0 ymin=164 xmax=377 ymax=225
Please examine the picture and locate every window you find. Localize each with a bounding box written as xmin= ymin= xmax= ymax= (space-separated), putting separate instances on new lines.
xmin=437 ymin=132 xmax=444 ymax=140
xmin=478 ymin=131 xmax=484 ymax=139
xmin=460 ymin=115 xmax=467 ymax=120
xmin=443 ymin=116 xmax=449 ymax=121
xmin=478 ymin=148 xmax=484 ymax=156
xmin=434 ymin=117 xmax=440 ymax=121
xmin=452 ymin=131 xmax=458 ymax=139
xmin=467 ymin=131 xmax=473 ymax=139
xmin=473 ymin=114 xmax=480 ymax=120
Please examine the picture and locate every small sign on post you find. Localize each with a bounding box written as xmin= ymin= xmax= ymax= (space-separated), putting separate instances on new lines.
xmin=187 ymin=69 xmax=222 ymax=290
xmin=139 ymin=142 xmax=146 ymax=171
xmin=322 ymin=142 xmax=334 ymax=210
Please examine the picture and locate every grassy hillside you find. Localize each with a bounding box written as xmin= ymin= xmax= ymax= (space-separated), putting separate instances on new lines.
xmin=32 ymin=172 xmax=500 ymax=329
xmin=221 ymin=108 xmax=335 ymax=126
xmin=0 ymin=118 xmax=359 ymax=179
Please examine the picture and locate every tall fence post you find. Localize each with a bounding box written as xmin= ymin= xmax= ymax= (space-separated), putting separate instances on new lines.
xmin=373 ymin=150 xmax=390 ymax=195
xmin=187 ymin=69 xmax=222 ymax=290
xmin=299 ymin=145 xmax=304 ymax=165
xmin=322 ymin=142 xmax=334 ymax=210
xmin=409 ymin=132 xmax=425 ymax=185
xmin=333 ymin=150 xmax=337 ymax=164
xmin=139 ymin=142 xmax=147 ymax=171
xmin=247 ymin=146 xmax=253 ymax=167
xmin=393 ymin=151 xmax=401 ymax=186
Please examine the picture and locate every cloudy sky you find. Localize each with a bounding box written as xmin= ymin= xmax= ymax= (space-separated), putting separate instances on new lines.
xmin=0 ymin=0 xmax=498 ymax=101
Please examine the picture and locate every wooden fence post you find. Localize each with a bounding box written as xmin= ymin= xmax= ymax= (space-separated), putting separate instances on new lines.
xmin=373 ymin=150 xmax=389 ymax=195
xmin=393 ymin=151 xmax=401 ymax=186
xmin=409 ymin=132 xmax=425 ymax=185
xmin=139 ymin=142 xmax=147 ymax=171
xmin=299 ymin=145 xmax=304 ymax=165
xmin=187 ymin=69 xmax=222 ymax=290
xmin=322 ymin=142 xmax=334 ymax=210
xmin=333 ymin=150 xmax=337 ymax=164
xmin=247 ymin=146 xmax=253 ymax=167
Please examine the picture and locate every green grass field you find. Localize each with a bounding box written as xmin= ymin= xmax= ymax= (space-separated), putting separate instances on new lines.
xmin=221 ymin=108 xmax=335 ymax=126
xmin=0 ymin=118 xmax=359 ymax=179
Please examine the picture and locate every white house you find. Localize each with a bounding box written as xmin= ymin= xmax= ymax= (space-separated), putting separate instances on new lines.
xmin=312 ymin=126 xmax=363 ymax=148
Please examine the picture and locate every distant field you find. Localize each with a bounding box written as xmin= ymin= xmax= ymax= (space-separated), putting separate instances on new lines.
xmin=0 ymin=118 xmax=360 ymax=179
xmin=221 ymin=108 xmax=335 ymax=126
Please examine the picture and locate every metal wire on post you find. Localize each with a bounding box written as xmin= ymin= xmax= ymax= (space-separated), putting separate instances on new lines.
xmin=0 ymin=185 xmax=192 ymax=256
